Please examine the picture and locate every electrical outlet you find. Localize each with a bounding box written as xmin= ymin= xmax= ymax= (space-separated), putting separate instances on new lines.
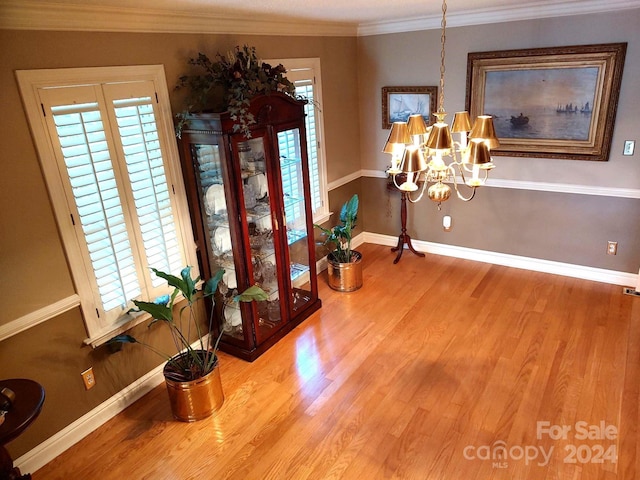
xmin=443 ymin=215 xmax=452 ymax=232
xmin=81 ymin=367 xmax=96 ymax=390
xmin=607 ymin=241 xmax=618 ymax=255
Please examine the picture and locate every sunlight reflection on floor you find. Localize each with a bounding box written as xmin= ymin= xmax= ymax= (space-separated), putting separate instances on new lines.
xmin=295 ymin=331 xmax=322 ymax=392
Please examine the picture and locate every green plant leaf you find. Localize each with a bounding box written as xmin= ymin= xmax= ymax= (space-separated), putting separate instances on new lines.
xmin=151 ymin=267 xmax=189 ymax=297
xmin=234 ymin=285 xmax=269 ymax=302
xmin=181 ymin=266 xmax=200 ymax=301
xmin=340 ymin=194 xmax=358 ymax=224
xmin=314 ymin=194 xmax=358 ymax=263
xmin=204 ymin=268 xmax=225 ymax=297
xmin=132 ymin=300 xmax=173 ymax=322
xmin=107 ymin=334 xmax=137 ymax=344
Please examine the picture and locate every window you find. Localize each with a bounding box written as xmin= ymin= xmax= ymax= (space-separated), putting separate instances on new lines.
xmin=268 ymin=58 xmax=329 ymax=224
xmin=277 ymin=128 xmax=305 ymax=235
xmin=17 ymin=66 xmax=196 ymax=346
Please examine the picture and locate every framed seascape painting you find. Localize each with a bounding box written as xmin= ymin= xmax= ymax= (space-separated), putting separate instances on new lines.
xmin=382 ymin=86 xmax=437 ymax=129
xmin=466 ymin=43 xmax=626 ymax=161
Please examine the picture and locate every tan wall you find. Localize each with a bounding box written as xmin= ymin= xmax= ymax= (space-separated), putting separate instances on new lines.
xmin=357 ymin=9 xmax=640 ymax=273
xmin=0 ymin=30 xmax=360 ymax=458
xmin=3 ymin=6 xmax=640 ymax=462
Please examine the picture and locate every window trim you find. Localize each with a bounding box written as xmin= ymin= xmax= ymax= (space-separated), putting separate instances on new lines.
xmin=16 ymin=65 xmax=197 ymax=347
xmin=266 ymin=57 xmax=330 ymax=224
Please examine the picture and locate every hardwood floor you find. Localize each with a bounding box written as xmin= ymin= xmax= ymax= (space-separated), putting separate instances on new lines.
xmin=34 ymin=244 xmax=640 ymax=479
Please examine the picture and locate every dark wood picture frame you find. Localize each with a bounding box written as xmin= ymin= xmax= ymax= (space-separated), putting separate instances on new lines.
xmin=382 ymin=86 xmax=437 ymax=129
xmin=466 ymin=43 xmax=626 ymax=161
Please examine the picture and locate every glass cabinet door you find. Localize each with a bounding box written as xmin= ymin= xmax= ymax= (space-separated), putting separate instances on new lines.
xmin=276 ymin=127 xmax=314 ymax=316
xmin=236 ymin=136 xmax=285 ymax=342
xmin=190 ymin=143 xmax=243 ymax=339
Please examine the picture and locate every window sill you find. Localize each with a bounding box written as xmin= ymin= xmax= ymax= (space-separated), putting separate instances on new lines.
xmin=83 ymin=288 xmax=192 ymax=348
xmin=83 ymin=310 xmax=151 ymax=348
xmin=313 ymin=211 xmax=332 ymax=226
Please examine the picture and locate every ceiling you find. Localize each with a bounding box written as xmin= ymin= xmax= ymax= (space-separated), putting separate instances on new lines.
xmin=1 ymin=0 xmax=638 ymax=36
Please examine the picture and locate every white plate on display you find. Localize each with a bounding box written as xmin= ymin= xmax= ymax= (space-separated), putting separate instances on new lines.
xmin=205 ymin=184 xmax=225 ymax=215
xmin=248 ymin=173 xmax=268 ymax=199
xmin=212 ymin=227 xmax=232 ymax=253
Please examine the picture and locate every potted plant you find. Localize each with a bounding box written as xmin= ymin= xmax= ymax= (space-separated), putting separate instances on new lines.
xmin=315 ymin=194 xmax=363 ymax=292
xmin=109 ymin=266 xmax=267 ymax=422
xmin=176 ymin=44 xmax=297 ymax=138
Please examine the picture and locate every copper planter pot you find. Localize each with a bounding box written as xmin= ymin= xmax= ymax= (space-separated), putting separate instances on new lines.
xmin=327 ymin=250 xmax=363 ymax=292
xmin=163 ymin=352 xmax=224 ymax=422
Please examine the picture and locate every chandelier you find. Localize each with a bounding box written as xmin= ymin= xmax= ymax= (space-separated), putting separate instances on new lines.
xmin=384 ymin=0 xmax=498 ymax=207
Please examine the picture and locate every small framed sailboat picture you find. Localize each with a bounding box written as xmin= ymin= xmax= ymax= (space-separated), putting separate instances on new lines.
xmin=466 ymin=43 xmax=626 ymax=161
xmin=382 ymin=86 xmax=437 ymax=130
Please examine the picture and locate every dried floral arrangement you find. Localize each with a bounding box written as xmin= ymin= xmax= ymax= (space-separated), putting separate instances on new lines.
xmin=176 ymin=45 xmax=297 ymax=137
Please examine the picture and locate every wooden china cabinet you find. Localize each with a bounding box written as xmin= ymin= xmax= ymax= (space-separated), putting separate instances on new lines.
xmin=177 ymin=93 xmax=321 ymax=361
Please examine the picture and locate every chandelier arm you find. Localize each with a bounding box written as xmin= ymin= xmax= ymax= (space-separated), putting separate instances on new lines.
xmin=455 ymin=162 xmax=468 ymax=186
xmin=452 ymin=182 xmax=477 ymax=202
xmin=406 ymin=174 xmax=428 ymax=203
xmin=447 ymin=165 xmax=472 ymax=201
xmin=392 ymin=173 xmax=404 ymax=190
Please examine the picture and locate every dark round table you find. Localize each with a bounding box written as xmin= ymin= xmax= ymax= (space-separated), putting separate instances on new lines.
xmin=0 ymin=379 xmax=45 ymax=480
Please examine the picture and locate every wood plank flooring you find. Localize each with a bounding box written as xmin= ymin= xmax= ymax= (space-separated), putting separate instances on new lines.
xmin=34 ymin=244 xmax=640 ymax=479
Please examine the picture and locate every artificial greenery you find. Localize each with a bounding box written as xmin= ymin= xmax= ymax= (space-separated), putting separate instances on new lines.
xmin=176 ymin=45 xmax=297 ymax=138
xmin=315 ymin=194 xmax=359 ymax=263
xmin=109 ymin=266 xmax=267 ymax=382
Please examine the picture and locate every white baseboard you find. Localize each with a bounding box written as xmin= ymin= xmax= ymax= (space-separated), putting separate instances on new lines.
xmin=363 ymin=232 xmax=638 ymax=287
xmin=16 ymin=363 xmax=167 ymax=474
xmin=17 ymin=231 xmax=636 ymax=474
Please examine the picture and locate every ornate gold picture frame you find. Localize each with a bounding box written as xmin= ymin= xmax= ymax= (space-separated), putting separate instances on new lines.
xmin=466 ymin=43 xmax=626 ymax=161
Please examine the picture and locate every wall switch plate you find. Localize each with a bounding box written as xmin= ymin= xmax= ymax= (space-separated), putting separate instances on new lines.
xmin=623 ymin=140 xmax=635 ymax=156
xmin=607 ymin=241 xmax=618 ymax=255
xmin=81 ymin=367 xmax=96 ymax=390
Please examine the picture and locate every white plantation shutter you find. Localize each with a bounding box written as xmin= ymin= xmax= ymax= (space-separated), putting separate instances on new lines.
xmin=109 ymin=94 xmax=182 ymax=286
xmin=21 ymin=68 xmax=195 ymax=343
xmin=49 ymin=100 xmax=142 ymax=312
xmin=295 ymin=81 xmax=321 ymax=213
xmin=266 ymin=58 xmax=328 ymax=222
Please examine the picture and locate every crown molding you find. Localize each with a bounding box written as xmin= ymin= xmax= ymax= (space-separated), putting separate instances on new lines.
xmin=2 ymin=0 xmax=638 ymax=37
xmin=0 ymin=0 xmax=357 ymax=36
xmin=357 ymin=0 xmax=640 ymax=36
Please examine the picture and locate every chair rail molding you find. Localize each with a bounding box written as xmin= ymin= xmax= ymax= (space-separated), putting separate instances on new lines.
xmin=0 ymin=295 xmax=80 ymax=342
xmin=360 ymin=169 xmax=640 ymax=199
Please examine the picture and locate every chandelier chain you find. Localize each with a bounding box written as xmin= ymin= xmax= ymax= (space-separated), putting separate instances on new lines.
xmin=438 ymin=0 xmax=447 ymax=114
